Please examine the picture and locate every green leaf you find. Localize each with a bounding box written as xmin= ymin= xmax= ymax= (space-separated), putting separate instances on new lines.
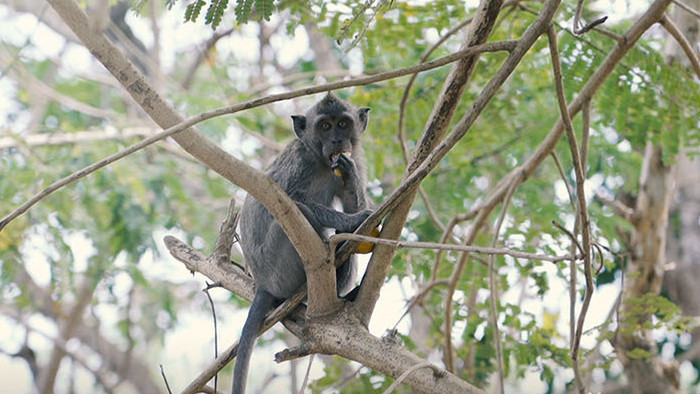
xmin=184 ymin=0 xmax=206 ymax=22
xmin=234 ymin=0 xmax=253 ymax=24
xmin=254 ymin=0 xmax=274 ymax=21
xmin=205 ymin=0 xmax=230 ymax=29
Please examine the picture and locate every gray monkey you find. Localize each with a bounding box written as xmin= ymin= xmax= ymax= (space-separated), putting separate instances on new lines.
xmin=234 ymin=92 xmax=372 ymax=394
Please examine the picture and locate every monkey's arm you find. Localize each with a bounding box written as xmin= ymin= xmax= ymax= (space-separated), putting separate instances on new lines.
xmin=298 ymin=201 xmax=370 ymax=234
xmin=333 ymin=154 xmax=369 ymax=213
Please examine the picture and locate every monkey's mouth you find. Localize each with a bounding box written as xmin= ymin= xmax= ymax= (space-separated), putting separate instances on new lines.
xmin=330 ymin=151 xmax=352 ymax=166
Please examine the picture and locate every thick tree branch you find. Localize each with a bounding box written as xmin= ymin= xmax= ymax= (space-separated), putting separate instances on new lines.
xmin=42 ymin=0 xmax=344 ymax=314
xmin=354 ymin=0 xmax=509 ymax=329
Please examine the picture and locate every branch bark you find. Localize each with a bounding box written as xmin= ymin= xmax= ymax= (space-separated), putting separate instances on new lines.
xmin=615 ymin=143 xmax=678 ymax=393
xmin=44 ymin=0 xmax=339 ymax=315
xmin=354 ymin=0 xmax=509 ymax=328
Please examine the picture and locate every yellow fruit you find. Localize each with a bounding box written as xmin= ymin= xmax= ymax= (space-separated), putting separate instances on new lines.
xmin=332 ymin=152 xmax=351 ymax=177
xmin=356 ymin=226 xmax=380 ymax=254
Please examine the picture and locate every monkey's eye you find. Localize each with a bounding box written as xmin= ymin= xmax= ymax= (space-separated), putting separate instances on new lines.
xmin=338 ymin=120 xmax=348 ymax=128
xmin=320 ymin=122 xmax=331 ymax=130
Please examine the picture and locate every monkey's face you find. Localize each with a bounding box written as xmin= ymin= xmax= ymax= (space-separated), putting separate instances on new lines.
xmin=291 ymin=93 xmax=369 ymax=167
xmin=314 ymin=114 xmax=359 ymax=167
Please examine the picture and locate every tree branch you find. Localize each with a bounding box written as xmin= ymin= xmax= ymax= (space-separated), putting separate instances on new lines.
xmin=354 ymin=0 xmax=510 ymax=328
xmin=659 ymin=14 xmax=700 ymax=78
xmin=329 ymin=233 xmax=576 ymax=263
xmin=546 ymin=26 xmax=594 ymax=394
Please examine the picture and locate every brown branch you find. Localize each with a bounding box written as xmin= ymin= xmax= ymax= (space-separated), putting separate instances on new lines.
xmin=580 ymin=100 xmax=591 ymax=171
xmin=354 ymin=0 xmax=560 ymax=329
xmin=425 ymin=0 xmax=564 ymax=371
xmin=572 ymin=0 xmax=608 ymax=35
xmin=673 ymin=0 xmax=700 ymax=18
xmin=550 ymin=152 xmax=577 ymax=210
xmin=595 ymin=190 xmax=638 ymax=224
xmin=329 ymin=233 xmax=576 ymax=263
xmin=659 ymin=14 xmax=700 ymax=78
xmin=38 ymin=278 xmax=98 ymax=392
xmin=452 ymin=0 xmax=674 ymax=289
xmin=547 ymin=26 xmax=594 ymax=393
xmin=430 ymin=217 xmax=459 ymax=282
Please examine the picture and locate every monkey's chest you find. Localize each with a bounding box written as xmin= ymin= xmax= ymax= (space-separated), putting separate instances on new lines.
xmin=303 ymin=171 xmax=342 ymax=206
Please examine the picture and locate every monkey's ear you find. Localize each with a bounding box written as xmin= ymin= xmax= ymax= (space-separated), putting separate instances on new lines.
xmin=358 ymin=107 xmax=370 ymax=133
xmin=291 ymin=115 xmax=306 ymax=138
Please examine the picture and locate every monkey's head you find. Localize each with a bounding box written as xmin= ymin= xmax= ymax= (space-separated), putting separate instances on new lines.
xmin=292 ymin=92 xmax=370 ymax=168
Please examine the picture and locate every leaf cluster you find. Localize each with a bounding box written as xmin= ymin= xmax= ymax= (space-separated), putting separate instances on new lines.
xmin=179 ymin=0 xmax=275 ymax=27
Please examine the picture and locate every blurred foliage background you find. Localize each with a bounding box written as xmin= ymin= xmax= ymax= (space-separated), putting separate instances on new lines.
xmin=0 ymin=0 xmax=699 ymax=392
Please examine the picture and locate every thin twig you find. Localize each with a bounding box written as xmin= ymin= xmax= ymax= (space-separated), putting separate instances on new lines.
xmin=550 ymin=151 xmax=581 ymax=353
xmin=329 ymin=233 xmax=576 ymax=263
xmin=580 ymin=100 xmax=591 ymax=171
xmin=550 ymin=152 xmax=578 ymax=210
xmin=594 ymin=190 xmax=638 ymax=224
xmin=488 ymin=181 xmax=519 ymax=394
xmin=160 ymin=364 xmax=173 ymax=394
xmin=547 ymin=27 xmax=594 ymax=394
xmin=0 ymin=40 xmax=517 ymax=234
xmin=202 ymin=286 xmax=219 ymax=393
xmin=392 ymin=279 xmax=450 ymax=330
xmin=430 ymin=216 xmax=461 ymax=283
xmin=299 ymin=354 xmax=315 ymax=393
xmin=573 ymin=0 xmax=608 ymax=35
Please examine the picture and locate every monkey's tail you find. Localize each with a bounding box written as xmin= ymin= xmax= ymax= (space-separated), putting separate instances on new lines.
xmin=232 ymin=289 xmax=275 ymax=394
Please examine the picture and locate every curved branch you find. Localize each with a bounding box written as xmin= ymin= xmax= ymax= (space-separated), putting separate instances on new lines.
xmin=659 ymin=14 xmax=700 ymax=77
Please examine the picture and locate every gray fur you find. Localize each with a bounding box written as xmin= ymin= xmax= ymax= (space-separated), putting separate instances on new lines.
xmin=233 ymin=92 xmax=371 ymax=394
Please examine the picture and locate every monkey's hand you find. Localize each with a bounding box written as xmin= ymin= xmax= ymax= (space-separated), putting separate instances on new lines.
xmin=331 ymin=151 xmax=351 ymax=177
xmin=335 ymin=209 xmax=372 ymax=233
xmin=331 ymin=153 xmax=362 ymax=188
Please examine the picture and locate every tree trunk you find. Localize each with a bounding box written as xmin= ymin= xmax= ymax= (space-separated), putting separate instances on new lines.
xmin=662 ymin=0 xmax=700 ymax=366
xmin=615 ymin=144 xmax=679 ymax=393
xmin=664 ymin=153 xmax=700 ymax=361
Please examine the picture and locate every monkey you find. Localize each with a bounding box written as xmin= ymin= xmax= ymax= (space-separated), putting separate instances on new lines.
xmin=234 ymin=92 xmax=372 ymax=394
